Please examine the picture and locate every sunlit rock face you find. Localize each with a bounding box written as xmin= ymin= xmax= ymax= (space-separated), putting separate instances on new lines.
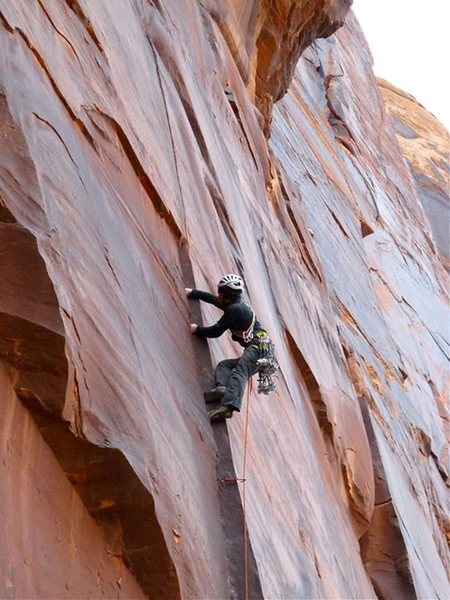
xmin=378 ymin=78 xmax=450 ymax=272
xmin=0 ymin=2 xmax=448 ymax=599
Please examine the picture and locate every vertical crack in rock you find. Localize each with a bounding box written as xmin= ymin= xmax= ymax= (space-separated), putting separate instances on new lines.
xmin=358 ymin=398 xmax=416 ymax=600
xmin=339 ymin=303 xmax=403 ymax=385
xmin=144 ymin=29 xmax=249 ymax=243
xmin=330 ymin=210 xmax=350 ymax=239
xmin=146 ymin=37 xmax=188 ymax=234
xmin=225 ymin=90 xmax=260 ymax=172
xmin=1 ymin=2 xmax=448 ymax=597
xmin=0 ymin=9 xmax=14 ymax=33
xmin=204 ymin=173 xmax=241 ymax=249
xmin=285 ymin=329 xmax=333 ymax=439
xmin=36 ymin=0 xmax=78 ymax=57
xmin=287 ymin=332 xmax=374 ymax=537
xmin=32 ymin=112 xmax=80 ymax=171
xmin=180 ymin=242 xmax=263 ymax=600
xmin=0 ymin=224 xmax=181 ymax=599
xmin=323 ymin=73 xmax=358 ymax=155
xmin=277 ymin=168 xmax=323 ymax=283
xmin=63 ymin=0 xmax=104 ymax=54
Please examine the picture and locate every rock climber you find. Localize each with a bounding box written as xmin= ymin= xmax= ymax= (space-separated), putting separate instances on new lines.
xmin=186 ymin=274 xmax=276 ymax=423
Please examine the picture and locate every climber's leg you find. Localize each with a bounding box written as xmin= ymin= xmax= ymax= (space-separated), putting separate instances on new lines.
xmin=208 ymin=346 xmax=259 ymax=421
xmin=204 ymin=358 xmax=239 ymax=403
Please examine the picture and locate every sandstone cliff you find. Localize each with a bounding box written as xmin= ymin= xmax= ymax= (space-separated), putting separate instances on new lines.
xmin=378 ymin=77 xmax=450 ymax=272
xmin=0 ymin=2 xmax=448 ymax=599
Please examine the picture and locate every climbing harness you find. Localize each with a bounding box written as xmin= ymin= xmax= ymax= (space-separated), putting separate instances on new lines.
xmin=252 ymin=331 xmax=279 ymax=394
xmin=231 ymin=302 xmax=256 ymax=344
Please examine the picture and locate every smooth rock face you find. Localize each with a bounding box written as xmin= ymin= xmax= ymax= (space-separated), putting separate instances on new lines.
xmin=378 ymin=78 xmax=450 ymax=271
xmin=0 ymin=2 xmax=448 ymax=599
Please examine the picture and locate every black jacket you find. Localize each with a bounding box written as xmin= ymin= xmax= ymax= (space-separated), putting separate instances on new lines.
xmin=189 ymin=289 xmax=262 ymax=347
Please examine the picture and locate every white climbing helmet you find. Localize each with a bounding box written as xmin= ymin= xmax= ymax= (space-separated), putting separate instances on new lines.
xmin=217 ymin=273 xmax=244 ymax=292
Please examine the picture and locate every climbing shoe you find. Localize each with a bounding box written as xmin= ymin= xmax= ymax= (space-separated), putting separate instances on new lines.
xmin=208 ymin=404 xmax=234 ymax=423
xmin=204 ymin=385 xmax=226 ymax=403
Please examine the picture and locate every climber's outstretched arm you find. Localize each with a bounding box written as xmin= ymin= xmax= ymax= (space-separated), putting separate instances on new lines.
xmin=193 ymin=314 xmax=230 ymax=338
xmin=186 ymin=288 xmax=221 ymax=307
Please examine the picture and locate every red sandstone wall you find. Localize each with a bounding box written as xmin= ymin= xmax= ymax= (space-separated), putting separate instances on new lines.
xmin=0 ymin=1 xmax=448 ymax=598
xmin=0 ymin=361 xmax=144 ymax=599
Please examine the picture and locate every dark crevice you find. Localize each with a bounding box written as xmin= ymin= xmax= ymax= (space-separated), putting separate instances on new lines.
xmin=374 ymin=498 xmax=394 ymax=508
xmin=0 ymin=195 xmax=17 ymax=223
xmin=38 ymin=423 xmax=180 ymax=599
xmin=36 ymin=0 xmax=78 ymax=56
xmin=360 ymin=220 xmax=375 ymax=238
xmin=225 ymin=90 xmax=259 ymax=172
xmin=204 ymin=174 xmax=240 ymax=249
xmin=277 ymin=170 xmax=323 ymax=283
xmin=398 ymin=367 xmax=408 ymax=382
xmin=324 ymin=74 xmax=358 ymax=156
xmin=0 ymin=10 xmax=14 ymax=33
xmin=336 ymin=136 xmax=356 ymax=155
xmin=358 ymin=397 xmax=416 ymax=599
xmin=180 ymin=242 xmax=263 ymax=599
xmin=285 ymin=329 xmax=332 ymax=438
xmin=146 ymin=37 xmax=187 ymax=236
xmin=63 ymin=0 xmax=104 ymax=54
xmin=33 ymin=113 xmax=80 ymax=170
xmin=331 ymin=210 xmax=350 ymax=239
xmin=103 ymin=247 xmax=123 ymax=290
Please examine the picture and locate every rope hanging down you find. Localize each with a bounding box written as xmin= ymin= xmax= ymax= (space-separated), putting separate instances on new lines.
xmin=241 ymin=377 xmax=252 ymax=600
xmin=215 ymin=380 xmax=253 ymax=600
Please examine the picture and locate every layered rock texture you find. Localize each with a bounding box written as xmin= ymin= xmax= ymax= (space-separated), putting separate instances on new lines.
xmin=0 ymin=1 xmax=448 ymax=599
xmin=378 ymin=78 xmax=450 ymax=272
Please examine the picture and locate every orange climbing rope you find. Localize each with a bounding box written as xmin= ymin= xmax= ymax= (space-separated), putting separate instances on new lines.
xmin=241 ymin=377 xmax=253 ymax=600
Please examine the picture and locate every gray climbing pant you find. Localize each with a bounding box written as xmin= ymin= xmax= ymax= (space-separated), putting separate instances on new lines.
xmin=214 ymin=345 xmax=260 ymax=411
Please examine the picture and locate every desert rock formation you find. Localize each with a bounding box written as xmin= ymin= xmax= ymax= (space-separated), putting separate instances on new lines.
xmin=0 ymin=1 xmax=448 ymax=599
xmin=378 ymin=77 xmax=449 ymax=272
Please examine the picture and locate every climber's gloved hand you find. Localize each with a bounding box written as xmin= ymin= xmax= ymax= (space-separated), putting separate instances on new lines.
xmin=190 ymin=323 xmax=198 ymax=334
xmin=186 ymin=287 xmax=193 ymax=296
